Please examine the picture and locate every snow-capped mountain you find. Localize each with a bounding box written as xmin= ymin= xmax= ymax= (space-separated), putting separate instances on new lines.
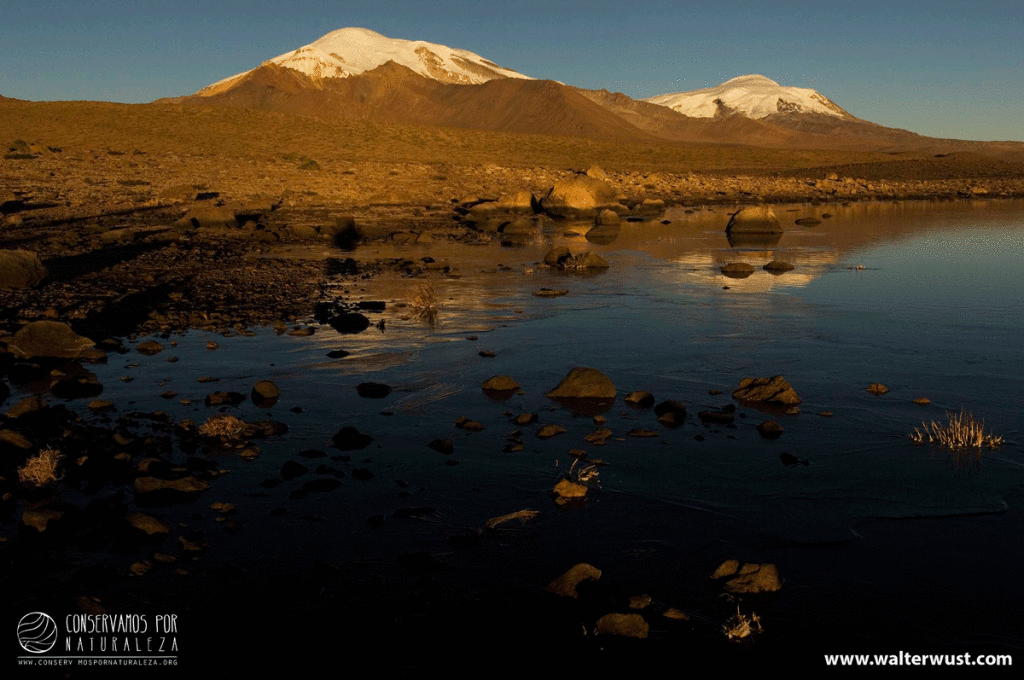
xmin=198 ymin=27 xmax=532 ymax=95
xmin=644 ymin=75 xmax=852 ymax=120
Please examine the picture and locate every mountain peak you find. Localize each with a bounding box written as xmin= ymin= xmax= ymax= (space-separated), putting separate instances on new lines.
xmin=644 ymin=75 xmax=851 ymax=120
xmin=197 ymin=27 xmax=532 ymax=95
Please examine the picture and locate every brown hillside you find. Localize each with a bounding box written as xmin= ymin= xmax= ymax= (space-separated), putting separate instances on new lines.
xmin=183 ymin=61 xmax=654 ymax=140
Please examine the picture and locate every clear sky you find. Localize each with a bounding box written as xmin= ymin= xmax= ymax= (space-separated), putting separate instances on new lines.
xmin=2 ymin=0 xmax=1021 ymax=141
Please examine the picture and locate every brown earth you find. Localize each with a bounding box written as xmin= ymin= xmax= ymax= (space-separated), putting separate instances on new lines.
xmin=2 ymin=95 xmax=1024 ymax=342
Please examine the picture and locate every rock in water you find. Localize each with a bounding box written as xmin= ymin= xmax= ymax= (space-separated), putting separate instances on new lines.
xmin=720 ymin=262 xmax=755 ymax=278
xmin=481 ymin=375 xmax=520 ymax=392
xmin=712 ymin=560 xmax=782 ymax=593
xmin=732 ymin=375 xmax=801 ymax=405
xmin=0 ymin=250 xmax=47 ymax=288
xmin=595 ymin=613 xmax=649 ymax=639
xmin=545 ymin=563 xmax=602 ymax=598
xmin=540 ymin=175 xmax=621 ymax=217
xmin=251 ymin=380 xmax=280 ymax=407
xmin=726 ymin=206 xmax=783 ymax=234
xmin=546 ymin=367 xmax=616 ymax=399
xmin=332 ymin=426 xmax=373 ymax=450
xmin=9 ymin=321 xmax=95 ymax=359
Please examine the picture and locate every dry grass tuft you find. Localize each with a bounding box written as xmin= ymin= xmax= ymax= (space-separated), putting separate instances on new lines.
xmin=568 ymin=458 xmax=600 ymax=484
xmin=909 ymin=410 xmax=1004 ymax=450
xmin=723 ymin=606 xmax=763 ymax=640
xmin=199 ymin=414 xmax=245 ymax=439
xmin=18 ymin=447 xmax=63 ymax=487
xmin=410 ymin=282 xmax=439 ymax=324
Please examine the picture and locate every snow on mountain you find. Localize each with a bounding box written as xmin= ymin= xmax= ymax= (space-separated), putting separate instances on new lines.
xmin=644 ymin=75 xmax=851 ymax=119
xmin=198 ymin=27 xmax=532 ymax=95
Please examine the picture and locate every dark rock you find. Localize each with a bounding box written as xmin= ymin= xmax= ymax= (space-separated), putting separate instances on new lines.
xmin=428 ymin=439 xmax=454 ymax=455
xmin=326 ymin=349 xmax=350 ymax=359
xmin=757 ymin=420 xmax=784 ymax=439
xmin=243 ymin=420 xmax=289 ymax=437
xmin=698 ymin=410 xmax=735 ymax=425
xmin=301 ymin=478 xmax=340 ymax=493
xmin=795 ymin=217 xmax=822 ymax=225
xmin=280 ymin=460 xmax=309 ymax=480
xmin=205 ymin=391 xmax=245 ymax=407
xmin=351 ymin=467 xmax=374 ymax=481
xmin=654 ymin=400 xmax=687 ymax=418
xmin=328 ymin=312 xmax=370 ymax=334
xmin=533 ymin=288 xmax=568 ymax=297
xmin=332 ymin=426 xmax=372 ymax=450
xmin=356 ymin=382 xmax=391 ymax=398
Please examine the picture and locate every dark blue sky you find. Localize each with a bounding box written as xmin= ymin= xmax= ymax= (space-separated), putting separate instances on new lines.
xmin=2 ymin=0 xmax=1021 ymax=141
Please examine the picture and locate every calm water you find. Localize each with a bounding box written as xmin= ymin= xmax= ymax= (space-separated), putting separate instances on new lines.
xmin=33 ymin=199 xmax=1024 ymax=663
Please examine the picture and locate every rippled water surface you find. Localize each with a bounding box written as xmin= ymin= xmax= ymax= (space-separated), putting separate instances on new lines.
xmin=34 ymin=199 xmax=1024 ymax=664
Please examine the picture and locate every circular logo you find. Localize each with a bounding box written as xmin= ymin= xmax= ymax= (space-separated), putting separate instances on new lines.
xmin=17 ymin=612 xmax=58 ymax=654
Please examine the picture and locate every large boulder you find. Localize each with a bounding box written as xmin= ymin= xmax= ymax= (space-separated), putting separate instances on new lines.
xmin=725 ymin=206 xmax=782 ymax=234
xmin=732 ymin=375 xmax=802 ymax=405
xmin=546 ymin=367 xmax=616 ymax=399
xmin=9 ymin=321 xmax=95 ymax=359
xmin=176 ymin=205 xmax=238 ymax=230
xmin=0 ymin=250 xmax=47 ymax=288
xmin=541 ymin=175 xmax=621 ymax=217
xmin=496 ymin=191 xmax=539 ymax=213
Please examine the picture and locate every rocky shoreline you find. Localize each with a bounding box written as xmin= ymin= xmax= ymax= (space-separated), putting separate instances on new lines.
xmin=4 ymin=145 xmax=1024 ymax=670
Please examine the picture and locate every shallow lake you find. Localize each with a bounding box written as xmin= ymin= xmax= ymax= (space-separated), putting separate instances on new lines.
xmin=15 ymin=199 xmax=1024 ymax=668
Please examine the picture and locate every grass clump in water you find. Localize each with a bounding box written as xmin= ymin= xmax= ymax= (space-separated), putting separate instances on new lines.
xmin=199 ymin=414 xmax=245 ymax=439
xmin=909 ymin=410 xmax=1004 ymax=450
xmin=18 ymin=447 xmax=63 ymax=487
